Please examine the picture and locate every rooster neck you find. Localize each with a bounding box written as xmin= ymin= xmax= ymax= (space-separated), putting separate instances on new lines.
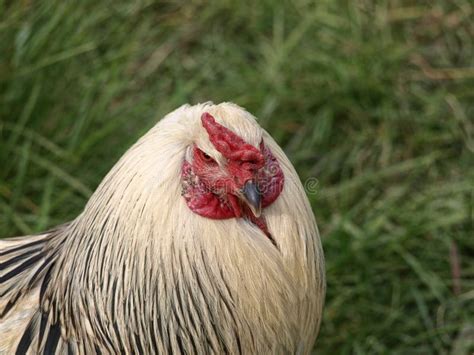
xmin=45 ymin=212 xmax=306 ymax=353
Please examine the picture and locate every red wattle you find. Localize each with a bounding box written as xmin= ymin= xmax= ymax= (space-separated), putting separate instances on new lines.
xmin=258 ymin=145 xmax=284 ymax=208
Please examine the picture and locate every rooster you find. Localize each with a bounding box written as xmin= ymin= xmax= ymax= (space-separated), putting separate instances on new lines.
xmin=0 ymin=102 xmax=325 ymax=354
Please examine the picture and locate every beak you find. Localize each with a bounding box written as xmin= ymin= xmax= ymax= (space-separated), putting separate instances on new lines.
xmin=240 ymin=181 xmax=262 ymax=217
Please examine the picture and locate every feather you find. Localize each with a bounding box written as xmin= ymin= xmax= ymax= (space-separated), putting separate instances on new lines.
xmin=0 ymin=102 xmax=325 ymax=354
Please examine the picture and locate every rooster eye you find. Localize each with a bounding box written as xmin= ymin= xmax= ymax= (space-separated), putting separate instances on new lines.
xmin=201 ymin=151 xmax=215 ymax=163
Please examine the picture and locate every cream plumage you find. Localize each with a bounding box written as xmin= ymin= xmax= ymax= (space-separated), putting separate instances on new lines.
xmin=0 ymin=102 xmax=325 ymax=354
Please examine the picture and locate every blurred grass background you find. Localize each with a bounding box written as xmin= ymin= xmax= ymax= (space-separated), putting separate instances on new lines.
xmin=0 ymin=0 xmax=473 ymax=353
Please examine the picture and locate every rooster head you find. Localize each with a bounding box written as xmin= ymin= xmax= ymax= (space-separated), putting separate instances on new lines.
xmin=181 ymin=112 xmax=284 ymax=226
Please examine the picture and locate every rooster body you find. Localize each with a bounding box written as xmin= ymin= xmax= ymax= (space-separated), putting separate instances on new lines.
xmin=0 ymin=103 xmax=325 ymax=354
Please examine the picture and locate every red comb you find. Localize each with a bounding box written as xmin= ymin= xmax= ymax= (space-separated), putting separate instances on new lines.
xmin=201 ymin=112 xmax=264 ymax=165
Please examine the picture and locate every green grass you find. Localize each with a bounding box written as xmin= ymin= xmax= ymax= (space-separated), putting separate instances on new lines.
xmin=1 ymin=1 xmax=473 ymax=353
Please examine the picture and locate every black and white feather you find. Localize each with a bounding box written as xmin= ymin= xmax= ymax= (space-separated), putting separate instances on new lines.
xmin=0 ymin=103 xmax=325 ymax=354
